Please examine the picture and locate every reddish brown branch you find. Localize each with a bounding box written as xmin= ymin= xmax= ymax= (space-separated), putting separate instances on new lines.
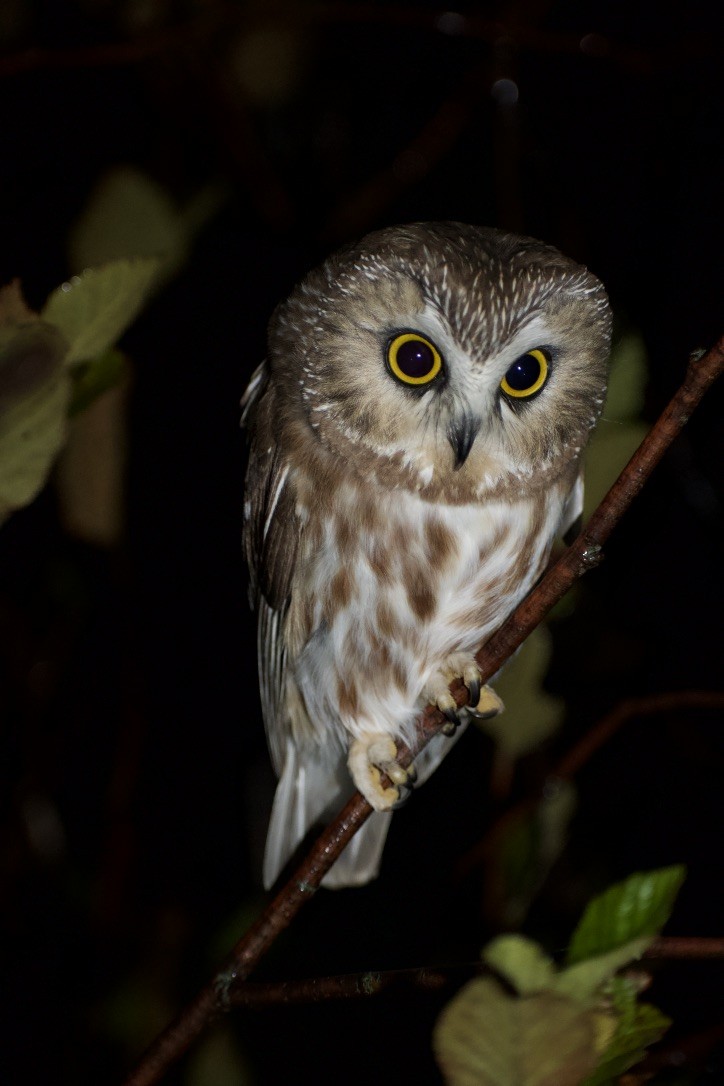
xmin=646 ymin=937 xmax=724 ymax=960
xmin=122 ymin=335 xmax=724 ymax=1086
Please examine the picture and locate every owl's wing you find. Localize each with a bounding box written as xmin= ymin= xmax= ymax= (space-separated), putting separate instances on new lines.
xmin=242 ymin=365 xmax=394 ymax=889
xmin=241 ymin=362 xmax=300 ymax=610
xmin=241 ymin=362 xmax=300 ymax=773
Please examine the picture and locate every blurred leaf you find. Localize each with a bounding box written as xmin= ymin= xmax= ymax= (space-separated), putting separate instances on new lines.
xmin=102 ymin=970 xmax=174 ymax=1052
xmin=583 ymin=978 xmax=670 ymax=1085
xmin=69 ymin=347 xmax=127 ymax=417
xmin=0 ymin=319 xmax=70 ymax=523
xmin=56 ymin=373 xmax=130 ymax=546
xmin=185 ymin=1025 xmax=254 ymax=1086
xmin=433 ymin=976 xmax=598 ymax=1086
xmin=602 ymin=331 xmax=648 ymax=422
xmin=536 ymin=779 xmax=577 ymax=872
xmin=554 ymin=937 xmax=652 ymax=1006
xmin=70 ymin=166 xmax=180 ymax=275
xmin=0 ymin=278 xmax=36 ymax=324
xmin=478 ymin=627 xmax=565 ymax=759
xmin=583 ymin=330 xmax=649 ymax=516
xmin=208 ymin=897 xmax=267 ymax=964
xmin=567 ymin=866 xmax=686 ymax=966
xmin=483 ymin=935 xmax=555 ymax=995
xmin=42 ymin=257 xmax=161 ymax=364
xmin=583 ymin=421 xmax=649 ymax=519
xmin=489 ymin=782 xmax=577 ymax=928
xmin=230 ymin=25 xmax=307 ymax=105
xmin=69 ymin=165 xmax=225 ymax=288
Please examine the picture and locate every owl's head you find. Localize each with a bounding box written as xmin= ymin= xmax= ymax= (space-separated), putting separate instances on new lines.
xmin=269 ymin=223 xmax=611 ymax=502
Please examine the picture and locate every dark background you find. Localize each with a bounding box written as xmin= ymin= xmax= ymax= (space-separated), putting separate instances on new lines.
xmin=0 ymin=2 xmax=722 ymax=1083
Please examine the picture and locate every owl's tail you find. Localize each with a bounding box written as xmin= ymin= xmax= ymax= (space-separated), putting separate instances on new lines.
xmin=262 ymin=739 xmax=393 ymax=890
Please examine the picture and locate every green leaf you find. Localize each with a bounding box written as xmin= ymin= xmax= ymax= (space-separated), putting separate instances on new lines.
xmin=554 ymin=937 xmax=652 ymax=1006
xmin=0 ymin=321 xmax=71 ymax=522
xmin=433 ymin=976 xmax=598 ymax=1086
xmin=566 ymin=866 xmax=685 ymax=966
xmin=42 ymin=257 xmax=161 ymax=364
xmin=483 ymin=935 xmax=556 ymax=996
xmin=582 ymin=976 xmax=671 ymax=1086
xmin=68 ymin=348 xmax=127 ymax=417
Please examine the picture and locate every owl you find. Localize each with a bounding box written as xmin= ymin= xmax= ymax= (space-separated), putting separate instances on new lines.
xmin=241 ymin=222 xmax=611 ymax=889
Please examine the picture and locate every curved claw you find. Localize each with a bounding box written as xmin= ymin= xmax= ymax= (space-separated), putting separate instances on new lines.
xmin=469 ymin=684 xmax=505 ymax=720
xmin=391 ymin=786 xmax=413 ymax=810
xmin=441 ymin=706 xmax=461 ymax=736
xmin=467 ymin=677 xmax=481 ymax=709
xmin=390 ymin=763 xmax=417 ymax=809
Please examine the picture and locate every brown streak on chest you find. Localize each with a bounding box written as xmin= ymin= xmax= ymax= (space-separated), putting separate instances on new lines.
xmin=423 ymin=515 xmax=458 ymax=568
xmin=324 ymin=567 xmax=354 ymax=623
xmin=404 ymin=556 xmax=438 ymax=622
xmin=368 ymin=539 xmax=395 ymax=584
xmin=376 ymin=598 xmax=400 ymax=640
xmin=336 ymin=676 xmax=360 ymax=718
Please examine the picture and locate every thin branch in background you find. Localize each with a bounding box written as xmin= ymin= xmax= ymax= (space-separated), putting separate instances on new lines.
xmin=120 ymin=336 xmax=724 ymax=1085
xmin=645 ymin=937 xmax=724 ymax=961
xmin=321 ymin=63 xmax=490 ymax=242
xmin=555 ymin=691 xmax=724 ymax=780
xmin=226 ymin=937 xmax=724 ymax=1008
xmin=227 ymin=965 xmax=468 ymax=1009
xmin=1 ymin=4 xmax=715 ymax=82
xmin=458 ymin=690 xmax=724 ymax=878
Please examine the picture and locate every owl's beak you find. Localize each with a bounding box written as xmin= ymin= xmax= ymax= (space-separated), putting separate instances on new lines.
xmin=448 ymin=413 xmax=480 ymax=468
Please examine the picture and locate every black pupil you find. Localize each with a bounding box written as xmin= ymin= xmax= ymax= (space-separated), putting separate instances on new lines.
xmin=397 ymin=339 xmax=434 ymax=378
xmin=505 ymin=353 xmax=541 ymax=391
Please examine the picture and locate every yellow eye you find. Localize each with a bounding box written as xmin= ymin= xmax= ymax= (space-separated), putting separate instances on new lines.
xmin=500 ymin=348 xmax=550 ymax=399
xmin=387 ymin=332 xmax=442 ymax=386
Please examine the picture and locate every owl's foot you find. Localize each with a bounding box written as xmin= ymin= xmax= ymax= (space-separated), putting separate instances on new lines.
xmin=348 ymin=734 xmax=417 ymax=811
xmin=424 ymin=654 xmax=504 ymax=735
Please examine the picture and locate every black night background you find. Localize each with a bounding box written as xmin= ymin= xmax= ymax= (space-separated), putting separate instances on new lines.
xmin=0 ymin=2 xmax=722 ymax=1083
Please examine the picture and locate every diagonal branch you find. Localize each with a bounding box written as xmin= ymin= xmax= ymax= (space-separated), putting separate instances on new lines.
xmin=122 ymin=334 xmax=724 ymax=1086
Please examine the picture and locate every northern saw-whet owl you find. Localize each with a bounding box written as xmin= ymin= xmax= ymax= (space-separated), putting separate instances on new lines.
xmin=241 ymin=222 xmax=611 ymax=889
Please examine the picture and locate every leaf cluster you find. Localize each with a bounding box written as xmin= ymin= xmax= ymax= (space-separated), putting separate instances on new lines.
xmin=434 ymin=865 xmax=685 ymax=1086
xmin=0 ymin=258 xmax=161 ymax=524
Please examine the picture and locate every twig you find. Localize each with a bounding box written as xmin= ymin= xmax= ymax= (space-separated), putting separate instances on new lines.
xmin=458 ymin=690 xmax=724 ymax=878
xmin=225 ymin=938 xmax=724 ymax=1007
xmin=321 ymin=63 xmax=489 ymax=242
xmin=555 ymin=690 xmax=724 ymax=781
xmin=122 ymin=335 xmax=724 ymax=1085
xmin=226 ymin=965 xmax=469 ymax=1008
xmin=645 ymin=937 xmax=724 ymax=961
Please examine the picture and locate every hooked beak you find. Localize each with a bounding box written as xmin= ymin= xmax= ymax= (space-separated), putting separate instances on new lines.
xmin=448 ymin=412 xmax=480 ymax=469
